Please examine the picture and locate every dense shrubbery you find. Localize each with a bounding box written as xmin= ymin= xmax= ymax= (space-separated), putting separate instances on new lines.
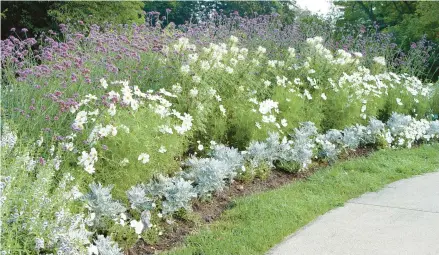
xmin=1 ymin=13 xmax=438 ymax=254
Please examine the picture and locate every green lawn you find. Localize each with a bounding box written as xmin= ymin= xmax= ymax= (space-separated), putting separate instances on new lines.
xmin=167 ymin=143 xmax=439 ymax=255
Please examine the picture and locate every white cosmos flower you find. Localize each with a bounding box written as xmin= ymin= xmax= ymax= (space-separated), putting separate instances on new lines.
xmin=138 ymin=153 xmax=150 ymax=164
xmin=100 ymin=78 xmax=108 ymax=89
xmin=288 ymin=47 xmax=296 ymax=57
xmin=255 ymin=122 xmax=261 ymax=129
xmin=257 ymin=46 xmax=266 ymax=55
xmin=219 ymin=105 xmax=226 ymax=116
xmin=230 ymin=35 xmax=239 ymax=44
xmin=304 ymin=89 xmax=312 ymax=100
xmin=281 ymin=119 xmax=288 ymax=127
xmin=88 ymin=245 xmax=98 ymax=255
xmin=180 ymin=65 xmax=190 ymax=74
xmin=189 ymin=88 xmax=198 ymax=97
xmin=396 ymin=98 xmax=403 ymax=106
xmin=192 ymin=75 xmax=201 ymax=83
xmin=130 ymin=220 xmax=144 ymax=235
xmin=361 ymin=104 xmax=367 ymax=113
xmin=373 ymin=56 xmax=386 ymax=66
xmin=120 ymin=158 xmax=129 ymax=167
xmin=158 ymin=146 xmax=167 ymax=153
xmin=353 ymin=52 xmax=363 ymax=58
xmin=263 ymin=80 xmax=271 ymax=87
xmin=200 ymin=60 xmax=210 ymax=71
xmin=321 ymin=93 xmax=327 ymax=100
xmin=108 ymin=103 xmax=116 ymax=116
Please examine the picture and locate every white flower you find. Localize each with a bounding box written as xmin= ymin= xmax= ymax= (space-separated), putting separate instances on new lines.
xmin=188 ymin=53 xmax=198 ymax=63
xmin=288 ymin=47 xmax=296 ymax=57
xmin=159 ymin=125 xmax=173 ymax=134
xmin=225 ymin=66 xmax=234 ymax=74
xmin=172 ymin=84 xmax=182 ymax=93
xmin=230 ymin=35 xmax=239 ymax=44
xmin=138 ymin=153 xmax=150 ymax=164
xmin=255 ymin=122 xmax=261 ymax=129
xmin=78 ymin=148 xmax=98 ymax=174
xmin=268 ymin=60 xmax=277 ymax=68
xmin=259 ymin=99 xmax=278 ymax=115
xmin=108 ymin=103 xmax=116 ymax=116
xmin=219 ymin=105 xmax=226 ymax=116
xmin=72 ymin=111 xmax=88 ymax=131
xmin=200 ymin=60 xmax=210 ymax=71
xmin=281 ymin=119 xmax=288 ymax=127
xmin=120 ymin=158 xmax=129 ymax=167
xmin=180 ymin=65 xmax=190 ymax=74
xmin=120 ymin=124 xmax=130 ymax=133
xmin=304 ymin=89 xmax=312 ymax=100
xmin=257 ymin=46 xmax=266 ymax=55
xmin=396 ymin=98 xmax=403 ymax=106
xmin=36 ymin=136 xmax=43 ymax=147
xmin=353 ymin=52 xmax=363 ymax=58
xmin=262 ymin=114 xmax=276 ymax=123
xmin=158 ymin=146 xmax=167 ymax=153
xmin=263 ymin=80 xmax=271 ymax=87
xmin=198 ymin=144 xmax=204 ymax=151
xmin=321 ymin=93 xmax=327 ymax=100
xmin=88 ymin=245 xmax=98 ymax=255
xmin=100 ymin=78 xmax=108 ymax=89
xmin=373 ymin=56 xmax=386 ymax=66
xmin=130 ymin=220 xmax=144 ymax=235
xmin=62 ymin=142 xmax=74 ymax=152
xmin=189 ymin=88 xmax=198 ymax=97
xmin=361 ymin=104 xmax=367 ymax=113
xmin=192 ymin=75 xmax=201 ymax=83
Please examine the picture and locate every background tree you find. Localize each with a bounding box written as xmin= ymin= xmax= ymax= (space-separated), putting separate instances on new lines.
xmin=1 ymin=1 xmax=146 ymax=39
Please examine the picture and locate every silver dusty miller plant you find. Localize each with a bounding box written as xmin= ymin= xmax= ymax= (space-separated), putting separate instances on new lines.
xmin=84 ymin=183 xmax=126 ymax=225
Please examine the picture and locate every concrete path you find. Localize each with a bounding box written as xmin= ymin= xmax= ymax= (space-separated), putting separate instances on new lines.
xmin=267 ymin=171 xmax=439 ymax=255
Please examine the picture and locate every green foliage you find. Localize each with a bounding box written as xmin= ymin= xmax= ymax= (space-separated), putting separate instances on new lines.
xmin=48 ymin=1 xmax=145 ymax=28
xmin=336 ymin=1 xmax=439 ymax=46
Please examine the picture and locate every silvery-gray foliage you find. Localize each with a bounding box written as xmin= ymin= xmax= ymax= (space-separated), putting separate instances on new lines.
xmin=290 ymin=122 xmax=318 ymax=168
xmin=386 ymin=112 xmax=413 ymax=135
xmin=364 ymin=118 xmax=385 ymax=144
xmin=185 ymin=157 xmax=231 ymax=196
xmin=246 ymin=140 xmax=274 ymax=168
xmin=427 ymin=120 xmax=439 ymax=139
xmin=126 ymin=184 xmax=155 ymax=211
xmin=210 ymin=144 xmax=244 ymax=178
xmin=342 ymin=125 xmax=364 ymax=149
xmin=245 ymin=132 xmax=291 ymax=168
xmin=320 ymin=140 xmax=339 ymax=161
xmin=324 ymin=129 xmax=343 ymax=145
xmin=161 ymin=177 xmax=197 ymax=214
xmin=84 ymin=183 xmax=126 ymax=223
xmin=0 ymin=124 xmax=17 ymax=150
xmin=94 ymin=235 xmax=123 ymax=255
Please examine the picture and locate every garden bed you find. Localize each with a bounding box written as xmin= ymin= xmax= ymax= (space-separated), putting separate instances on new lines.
xmin=129 ymin=147 xmax=375 ymax=254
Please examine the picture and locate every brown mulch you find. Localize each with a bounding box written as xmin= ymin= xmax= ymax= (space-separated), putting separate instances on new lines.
xmin=128 ymin=147 xmax=375 ymax=255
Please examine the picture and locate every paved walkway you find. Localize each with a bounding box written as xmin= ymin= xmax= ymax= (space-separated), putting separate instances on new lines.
xmin=267 ymin=171 xmax=439 ymax=255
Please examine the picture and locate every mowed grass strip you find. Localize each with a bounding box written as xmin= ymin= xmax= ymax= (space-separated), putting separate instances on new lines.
xmin=167 ymin=143 xmax=439 ymax=255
